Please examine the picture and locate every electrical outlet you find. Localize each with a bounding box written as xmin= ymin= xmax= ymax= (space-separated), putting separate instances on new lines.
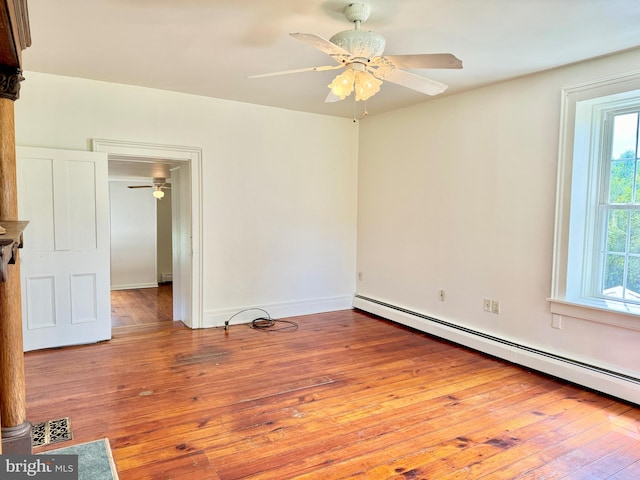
xmin=357 ymin=272 xmax=363 ymax=281
xmin=491 ymin=300 xmax=500 ymax=314
xmin=483 ymin=298 xmax=491 ymax=312
xmin=439 ymin=289 xmax=445 ymax=301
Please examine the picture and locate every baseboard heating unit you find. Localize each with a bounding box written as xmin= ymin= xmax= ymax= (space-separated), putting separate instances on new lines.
xmin=352 ymin=295 xmax=639 ymax=406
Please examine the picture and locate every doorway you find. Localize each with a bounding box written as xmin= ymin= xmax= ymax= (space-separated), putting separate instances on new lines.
xmin=108 ymin=164 xmax=178 ymax=328
xmin=93 ymin=138 xmax=203 ymax=329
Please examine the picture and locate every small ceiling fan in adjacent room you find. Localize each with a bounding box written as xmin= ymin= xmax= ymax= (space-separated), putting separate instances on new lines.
xmin=127 ymin=177 xmax=171 ymax=199
xmin=248 ymin=3 xmax=463 ymax=105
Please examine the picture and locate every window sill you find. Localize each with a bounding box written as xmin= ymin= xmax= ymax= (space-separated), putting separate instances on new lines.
xmin=548 ymin=297 xmax=640 ymax=331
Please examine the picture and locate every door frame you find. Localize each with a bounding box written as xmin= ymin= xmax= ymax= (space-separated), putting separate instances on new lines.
xmin=92 ymin=138 xmax=204 ymax=329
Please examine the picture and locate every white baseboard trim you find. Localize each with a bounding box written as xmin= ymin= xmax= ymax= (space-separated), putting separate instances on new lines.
xmin=204 ymin=295 xmax=353 ymax=328
xmin=110 ymin=282 xmax=158 ymax=291
xmin=353 ymin=295 xmax=640 ymax=406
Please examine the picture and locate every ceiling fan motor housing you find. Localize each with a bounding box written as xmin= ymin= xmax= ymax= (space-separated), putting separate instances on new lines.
xmin=330 ymin=3 xmax=384 ymax=59
xmin=330 ymin=30 xmax=385 ymax=59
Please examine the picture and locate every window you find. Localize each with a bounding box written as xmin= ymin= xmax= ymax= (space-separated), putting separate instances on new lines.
xmin=551 ymin=72 xmax=640 ymax=327
xmin=601 ymin=111 xmax=640 ymax=303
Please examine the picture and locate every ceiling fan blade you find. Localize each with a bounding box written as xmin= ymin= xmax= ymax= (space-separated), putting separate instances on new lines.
xmin=127 ymin=185 xmax=152 ymax=189
xmin=325 ymin=91 xmax=343 ymax=103
xmin=384 ymin=53 xmax=463 ymax=70
xmin=384 ymin=69 xmax=448 ymax=96
xmin=290 ymin=32 xmax=351 ymax=58
xmin=248 ymin=64 xmax=344 ymax=79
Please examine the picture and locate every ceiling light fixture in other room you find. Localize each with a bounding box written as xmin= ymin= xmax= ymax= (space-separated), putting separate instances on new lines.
xmin=153 ymin=187 xmax=165 ymax=199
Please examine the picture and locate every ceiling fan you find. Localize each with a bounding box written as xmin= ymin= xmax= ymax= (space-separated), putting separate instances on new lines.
xmin=249 ymin=3 xmax=462 ymax=103
xmin=128 ymin=177 xmax=171 ymax=199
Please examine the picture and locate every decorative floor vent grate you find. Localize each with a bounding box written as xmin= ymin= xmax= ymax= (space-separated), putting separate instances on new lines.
xmin=31 ymin=417 xmax=73 ymax=447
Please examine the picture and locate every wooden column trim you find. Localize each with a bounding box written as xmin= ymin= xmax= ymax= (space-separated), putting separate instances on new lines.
xmin=0 ymin=0 xmax=31 ymax=455
xmin=0 ymin=67 xmax=24 ymax=101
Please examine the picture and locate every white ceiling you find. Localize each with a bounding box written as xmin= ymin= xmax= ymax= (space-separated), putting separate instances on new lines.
xmin=107 ymin=158 xmax=177 ymax=180
xmin=21 ymin=0 xmax=640 ymax=120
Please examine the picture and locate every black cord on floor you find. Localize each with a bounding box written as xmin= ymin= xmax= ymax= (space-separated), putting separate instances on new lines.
xmin=250 ymin=317 xmax=298 ymax=332
xmin=224 ymin=307 xmax=298 ymax=333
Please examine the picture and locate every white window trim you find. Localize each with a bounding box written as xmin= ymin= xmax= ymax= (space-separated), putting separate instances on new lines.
xmin=550 ymin=70 xmax=640 ymax=331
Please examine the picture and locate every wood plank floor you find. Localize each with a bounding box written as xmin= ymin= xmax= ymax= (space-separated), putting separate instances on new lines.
xmin=25 ymin=309 xmax=640 ymax=479
xmin=111 ymin=284 xmax=173 ymax=327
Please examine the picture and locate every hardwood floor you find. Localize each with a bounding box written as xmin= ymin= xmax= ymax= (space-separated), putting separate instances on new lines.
xmin=111 ymin=284 xmax=173 ymax=327
xmin=25 ymin=310 xmax=639 ymax=479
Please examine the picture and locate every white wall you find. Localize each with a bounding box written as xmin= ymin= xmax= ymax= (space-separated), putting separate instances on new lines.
xmin=356 ymin=48 xmax=640 ymax=403
xmin=109 ymin=180 xmax=157 ymax=289
xmin=15 ymin=72 xmax=358 ymax=324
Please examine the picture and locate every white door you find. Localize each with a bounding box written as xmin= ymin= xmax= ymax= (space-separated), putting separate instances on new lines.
xmin=17 ymin=146 xmax=110 ymax=351
xmin=170 ymin=164 xmax=192 ymax=326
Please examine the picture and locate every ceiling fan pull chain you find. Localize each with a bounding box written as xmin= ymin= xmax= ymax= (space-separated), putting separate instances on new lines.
xmin=352 ymin=96 xmax=357 ymax=123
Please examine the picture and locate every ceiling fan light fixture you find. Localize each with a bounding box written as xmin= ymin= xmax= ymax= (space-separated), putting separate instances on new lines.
xmin=328 ymin=65 xmax=382 ymax=102
xmin=153 ymin=187 xmax=165 ymax=199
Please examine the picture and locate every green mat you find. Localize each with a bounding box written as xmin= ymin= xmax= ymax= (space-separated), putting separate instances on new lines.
xmin=44 ymin=438 xmax=119 ymax=480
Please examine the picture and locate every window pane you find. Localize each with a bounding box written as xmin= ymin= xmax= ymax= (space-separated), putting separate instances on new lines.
xmin=626 ymin=256 xmax=640 ymax=300
xmin=630 ymin=211 xmax=640 ymax=254
xmin=636 ymin=160 xmax=640 ymax=203
xmin=609 ymin=159 xmax=634 ymax=203
xmin=611 ymin=112 xmax=638 ymax=160
xmin=603 ymin=253 xmax=624 ymax=296
xmin=606 ymin=209 xmax=628 ymax=253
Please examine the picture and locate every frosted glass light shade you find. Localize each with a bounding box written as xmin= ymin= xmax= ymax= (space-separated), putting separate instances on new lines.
xmin=328 ymin=69 xmax=356 ymax=99
xmin=153 ymin=189 xmax=165 ymax=199
xmin=354 ymin=71 xmax=382 ymax=101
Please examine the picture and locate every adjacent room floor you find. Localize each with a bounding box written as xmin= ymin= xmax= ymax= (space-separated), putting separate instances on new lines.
xmin=110 ymin=283 xmax=173 ymax=327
